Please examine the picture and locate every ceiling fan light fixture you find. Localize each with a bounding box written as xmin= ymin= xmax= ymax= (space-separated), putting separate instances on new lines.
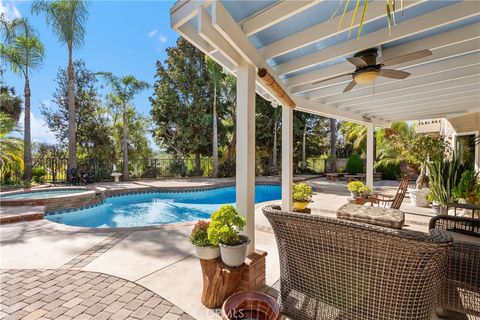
xmin=354 ymin=70 xmax=379 ymax=84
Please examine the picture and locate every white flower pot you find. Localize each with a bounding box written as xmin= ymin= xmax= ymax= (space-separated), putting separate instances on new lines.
xmin=219 ymin=235 xmax=250 ymax=267
xmin=407 ymin=188 xmax=430 ymax=207
xmin=193 ymin=245 xmax=220 ymax=260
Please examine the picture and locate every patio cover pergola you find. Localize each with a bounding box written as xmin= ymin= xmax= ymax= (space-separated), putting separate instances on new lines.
xmin=170 ymin=0 xmax=480 ymax=253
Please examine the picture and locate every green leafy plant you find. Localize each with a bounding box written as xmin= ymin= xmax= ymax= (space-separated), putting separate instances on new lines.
xmin=427 ymin=156 xmax=461 ymax=206
xmin=375 ymin=162 xmax=401 ymax=180
xmin=190 ymin=220 xmax=215 ymax=247
xmin=32 ymin=166 xmax=47 ymax=183
xmin=293 ymin=183 xmax=313 ymax=202
xmin=346 ymin=153 xmax=364 ymax=174
xmin=347 ymin=180 xmax=365 ymax=193
xmin=208 ymin=205 xmax=246 ymax=246
xmin=452 ymin=170 xmax=480 ymax=205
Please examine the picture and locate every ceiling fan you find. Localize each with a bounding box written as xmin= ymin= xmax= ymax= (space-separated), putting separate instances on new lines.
xmin=312 ymin=47 xmax=432 ymax=93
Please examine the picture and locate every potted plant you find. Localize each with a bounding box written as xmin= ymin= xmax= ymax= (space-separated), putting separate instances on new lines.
xmin=386 ymin=128 xmax=445 ymax=207
xmin=208 ymin=205 xmax=249 ymax=267
xmin=347 ymin=181 xmax=365 ymax=199
xmin=427 ymin=156 xmax=460 ymax=215
xmin=292 ymin=183 xmax=313 ymax=211
xmin=190 ymin=220 xmax=220 ymax=260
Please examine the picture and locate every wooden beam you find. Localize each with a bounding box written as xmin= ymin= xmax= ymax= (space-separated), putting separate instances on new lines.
xmin=310 ymin=53 xmax=480 ymax=101
xmin=198 ymin=7 xmax=241 ymax=67
xmin=275 ymin=1 xmax=480 ymax=76
xmin=294 ymin=97 xmax=389 ymax=127
xmin=338 ymin=78 xmax=479 ymax=110
xmin=259 ymin=0 xmax=424 ymax=59
xmin=242 ymin=0 xmax=321 ymax=37
xmin=287 ymin=22 xmax=480 ymax=91
xmin=211 ymin=1 xmax=296 ymax=108
xmin=171 ymin=0 xmax=210 ymax=29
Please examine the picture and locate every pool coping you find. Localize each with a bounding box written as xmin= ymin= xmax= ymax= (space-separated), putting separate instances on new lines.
xmin=39 ymin=182 xmax=282 ymax=233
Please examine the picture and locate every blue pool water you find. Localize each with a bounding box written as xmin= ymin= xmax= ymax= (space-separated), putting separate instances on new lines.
xmin=46 ymin=185 xmax=281 ymax=228
xmin=2 ymin=189 xmax=87 ymax=200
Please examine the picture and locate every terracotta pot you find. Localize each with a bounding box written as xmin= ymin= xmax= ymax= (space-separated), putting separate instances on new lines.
xmin=221 ymin=291 xmax=281 ymax=320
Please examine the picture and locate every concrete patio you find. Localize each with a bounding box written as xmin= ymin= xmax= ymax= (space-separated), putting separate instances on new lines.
xmin=0 ymin=177 xmax=439 ymax=319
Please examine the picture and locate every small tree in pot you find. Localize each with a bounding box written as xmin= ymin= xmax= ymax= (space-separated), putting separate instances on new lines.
xmin=293 ymin=183 xmax=313 ymax=211
xmin=190 ymin=220 xmax=220 ymax=260
xmin=208 ymin=205 xmax=249 ymax=267
xmin=386 ymin=128 xmax=445 ymax=207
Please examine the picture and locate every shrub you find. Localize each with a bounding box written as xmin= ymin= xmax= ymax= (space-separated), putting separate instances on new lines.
xmin=293 ymin=183 xmax=313 ymax=202
xmin=190 ymin=220 xmax=215 ymax=247
xmin=32 ymin=167 xmax=47 ymax=183
xmin=347 ymin=181 xmax=365 ymax=193
xmin=452 ymin=170 xmax=480 ymax=204
xmin=346 ymin=154 xmax=364 ymax=174
xmin=375 ymin=162 xmax=401 ymax=180
xmin=208 ymin=205 xmax=246 ymax=246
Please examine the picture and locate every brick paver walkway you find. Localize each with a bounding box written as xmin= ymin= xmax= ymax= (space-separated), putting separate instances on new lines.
xmin=0 ymin=269 xmax=194 ymax=320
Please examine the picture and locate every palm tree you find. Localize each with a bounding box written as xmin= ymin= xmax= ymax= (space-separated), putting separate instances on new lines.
xmin=0 ymin=16 xmax=44 ymax=184
xmin=206 ymin=57 xmax=223 ymax=178
xmin=0 ymin=112 xmax=23 ymax=180
xmin=32 ymin=0 xmax=89 ymax=172
xmin=98 ymin=73 xmax=149 ymax=181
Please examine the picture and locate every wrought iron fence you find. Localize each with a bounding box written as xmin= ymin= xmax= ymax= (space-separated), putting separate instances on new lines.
xmin=5 ymin=156 xmax=326 ymax=184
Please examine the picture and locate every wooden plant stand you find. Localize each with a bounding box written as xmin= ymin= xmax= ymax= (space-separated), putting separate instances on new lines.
xmin=199 ymin=258 xmax=245 ymax=309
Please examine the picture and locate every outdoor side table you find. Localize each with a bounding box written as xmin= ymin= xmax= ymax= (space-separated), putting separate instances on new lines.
xmin=337 ymin=203 xmax=405 ymax=229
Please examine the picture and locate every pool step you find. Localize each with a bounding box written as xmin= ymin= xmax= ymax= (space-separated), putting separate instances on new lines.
xmin=0 ymin=206 xmax=45 ymax=224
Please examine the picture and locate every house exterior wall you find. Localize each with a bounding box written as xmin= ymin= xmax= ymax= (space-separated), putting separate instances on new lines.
xmin=441 ymin=112 xmax=480 ymax=169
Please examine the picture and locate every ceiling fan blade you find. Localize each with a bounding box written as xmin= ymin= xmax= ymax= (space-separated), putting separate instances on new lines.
xmin=343 ymin=80 xmax=357 ymax=93
xmin=312 ymin=73 xmax=353 ymax=85
xmin=378 ymin=69 xmax=411 ymax=79
xmin=347 ymin=57 xmax=368 ymax=67
xmin=381 ymin=49 xmax=432 ymax=67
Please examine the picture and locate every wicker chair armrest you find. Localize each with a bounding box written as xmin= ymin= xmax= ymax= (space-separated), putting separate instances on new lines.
xmin=429 ymin=215 xmax=480 ymax=237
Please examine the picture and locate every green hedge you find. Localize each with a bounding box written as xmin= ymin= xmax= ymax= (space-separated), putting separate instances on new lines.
xmin=376 ymin=162 xmax=401 ymax=180
xmin=346 ymin=154 xmax=364 ymax=174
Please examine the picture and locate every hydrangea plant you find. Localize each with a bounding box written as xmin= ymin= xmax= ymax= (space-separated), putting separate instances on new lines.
xmin=207 ymin=205 xmax=246 ymax=246
xmin=190 ymin=220 xmax=214 ymax=247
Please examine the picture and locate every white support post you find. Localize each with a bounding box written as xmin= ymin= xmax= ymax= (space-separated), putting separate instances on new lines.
xmin=236 ymin=61 xmax=256 ymax=255
xmin=282 ymin=105 xmax=293 ymax=211
xmin=366 ymin=124 xmax=374 ymax=189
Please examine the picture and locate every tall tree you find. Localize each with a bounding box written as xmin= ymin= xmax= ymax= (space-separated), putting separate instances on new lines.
xmin=0 ymin=16 xmax=44 ymax=183
xmin=329 ymin=118 xmax=337 ymax=172
xmin=32 ymin=0 xmax=89 ymax=171
xmin=98 ymin=73 xmax=149 ymax=181
xmin=150 ymin=38 xmax=213 ymax=176
xmin=205 ymin=57 xmax=223 ymax=178
xmin=41 ymin=60 xmax=111 ymax=162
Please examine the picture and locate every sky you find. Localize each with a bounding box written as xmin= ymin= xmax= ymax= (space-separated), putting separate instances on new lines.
xmin=1 ymin=0 xmax=179 ymax=145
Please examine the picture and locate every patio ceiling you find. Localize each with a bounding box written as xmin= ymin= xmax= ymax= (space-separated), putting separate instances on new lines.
xmin=170 ymin=0 xmax=480 ymax=127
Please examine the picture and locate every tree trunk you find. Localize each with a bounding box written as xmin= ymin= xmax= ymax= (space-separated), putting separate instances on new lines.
xmin=67 ymin=45 xmax=77 ymax=171
xmin=302 ymin=125 xmax=307 ymax=171
xmin=227 ymin=131 xmax=236 ymax=163
xmin=122 ymin=103 xmax=129 ymax=181
xmin=212 ymin=84 xmax=218 ymax=178
xmin=23 ymin=76 xmax=32 ymax=184
xmin=195 ymin=152 xmax=201 ymax=176
xmin=329 ymin=118 xmax=337 ymax=172
xmin=272 ymin=120 xmax=278 ymax=173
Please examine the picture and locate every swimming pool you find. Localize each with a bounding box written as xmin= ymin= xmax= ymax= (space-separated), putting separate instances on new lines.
xmin=46 ymin=185 xmax=281 ymax=228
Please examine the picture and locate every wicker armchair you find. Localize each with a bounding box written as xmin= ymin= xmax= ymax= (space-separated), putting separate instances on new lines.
xmin=429 ymin=215 xmax=480 ymax=317
xmin=263 ymin=205 xmax=452 ymax=320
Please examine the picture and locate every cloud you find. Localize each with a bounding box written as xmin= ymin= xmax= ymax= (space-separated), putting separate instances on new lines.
xmin=17 ymin=111 xmax=57 ymax=144
xmin=159 ymin=34 xmax=168 ymax=43
xmin=148 ymin=29 xmax=158 ymax=38
xmin=0 ymin=0 xmax=21 ymax=20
